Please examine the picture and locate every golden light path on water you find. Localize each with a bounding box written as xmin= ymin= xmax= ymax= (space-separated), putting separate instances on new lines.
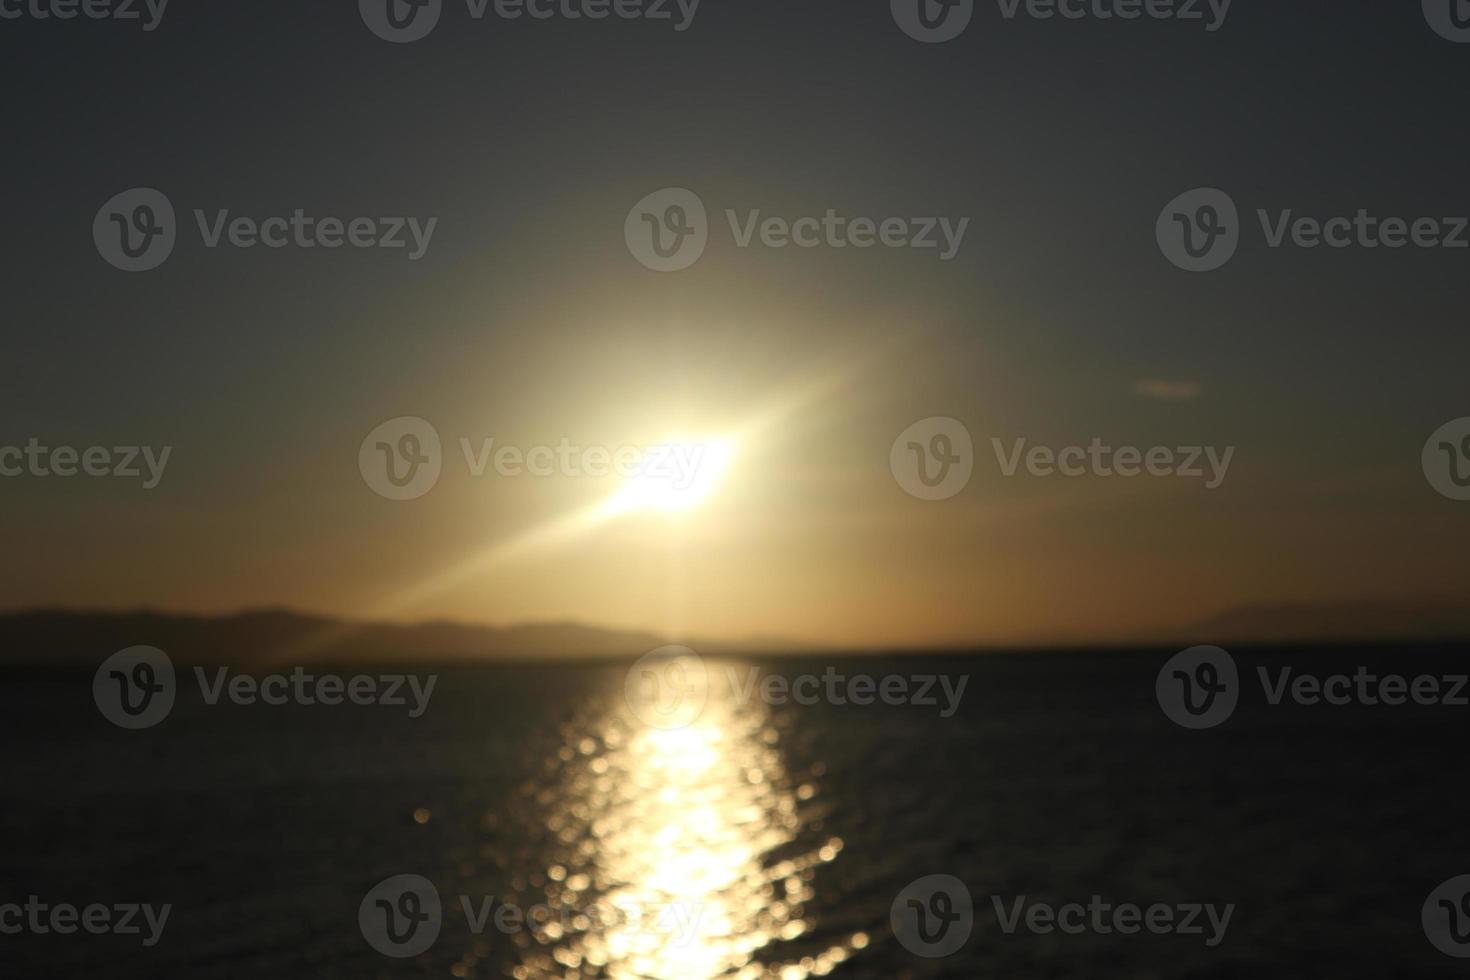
xmin=499 ymin=664 xmax=870 ymax=979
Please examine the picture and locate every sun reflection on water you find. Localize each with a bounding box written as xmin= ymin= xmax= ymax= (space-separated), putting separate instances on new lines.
xmin=503 ymin=665 xmax=867 ymax=979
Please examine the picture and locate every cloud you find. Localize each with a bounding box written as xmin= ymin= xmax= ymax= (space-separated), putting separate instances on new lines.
xmin=1132 ymin=380 xmax=1202 ymax=401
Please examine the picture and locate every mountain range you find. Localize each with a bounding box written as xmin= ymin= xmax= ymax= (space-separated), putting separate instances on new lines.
xmin=0 ymin=598 xmax=1465 ymax=665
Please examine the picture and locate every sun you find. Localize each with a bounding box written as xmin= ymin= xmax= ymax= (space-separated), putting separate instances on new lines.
xmin=607 ymin=438 xmax=736 ymax=515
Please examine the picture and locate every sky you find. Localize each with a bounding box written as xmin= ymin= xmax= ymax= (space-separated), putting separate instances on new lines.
xmin=2 ymin=0 xmax=1468 ymax=648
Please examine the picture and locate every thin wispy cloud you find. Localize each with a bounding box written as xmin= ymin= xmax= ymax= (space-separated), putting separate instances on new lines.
xmin=1132 ymin=380 xmax=1203 ymax=402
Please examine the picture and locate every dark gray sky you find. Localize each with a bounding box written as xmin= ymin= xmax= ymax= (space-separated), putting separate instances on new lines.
xmin=2 ymin=0 xmax=1467 ymax=645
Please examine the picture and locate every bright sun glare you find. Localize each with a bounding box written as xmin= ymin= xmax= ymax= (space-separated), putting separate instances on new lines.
xmin=607 ymin=439 xmax=736 ymax=515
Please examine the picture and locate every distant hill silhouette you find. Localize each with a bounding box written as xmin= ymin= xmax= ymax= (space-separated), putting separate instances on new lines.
xmin=0 ymin=609 xmax=691 ymax=666
xmin=1173 ymin=599 xmax=1470 ymax=645
xmin=2 ymin=600 xmax=1464 ymax=667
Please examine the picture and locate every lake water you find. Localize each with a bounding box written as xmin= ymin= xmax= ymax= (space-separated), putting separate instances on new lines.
xmin=2 ymin=647 xmax=1467 ymax=977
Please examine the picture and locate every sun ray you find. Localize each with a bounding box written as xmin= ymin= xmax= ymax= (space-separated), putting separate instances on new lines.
xmin=285 ymin=349 xmax=882 ymax=661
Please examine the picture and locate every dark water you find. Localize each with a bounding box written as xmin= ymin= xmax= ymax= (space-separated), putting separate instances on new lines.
xmin=2 ymin=647 xmax=1468 ymax=978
